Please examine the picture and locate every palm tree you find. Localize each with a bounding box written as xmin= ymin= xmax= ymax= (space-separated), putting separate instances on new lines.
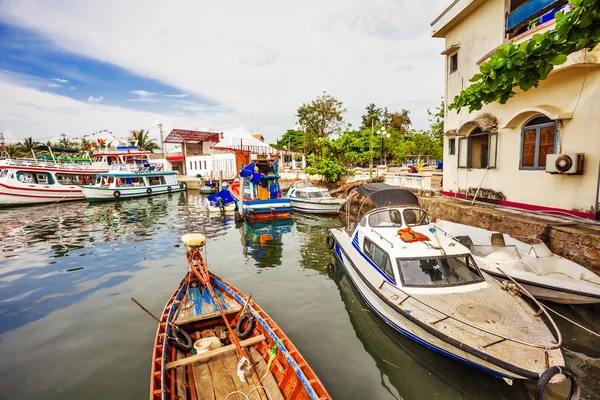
xmin=6 ymin=144 xmax=21 ymax=159
xmin=129 ymin=129 xmax=160 ymax=152
xmin=18 ymin=137 xmax=38 ymax=158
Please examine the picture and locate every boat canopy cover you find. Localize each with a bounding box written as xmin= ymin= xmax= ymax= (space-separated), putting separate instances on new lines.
xmin=355 ymin=183 xmax=420 ymax=208
xmin=207 ymin=189 xmax=236 ymax=205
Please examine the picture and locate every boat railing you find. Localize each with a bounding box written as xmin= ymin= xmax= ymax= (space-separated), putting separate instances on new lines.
xmin=379 ymin=278 xmax=562 ymax=350
xmin=108 ymin=163 xmax=165 ymax=174
xmin=1 ymin=159 xmax=101 ymax=170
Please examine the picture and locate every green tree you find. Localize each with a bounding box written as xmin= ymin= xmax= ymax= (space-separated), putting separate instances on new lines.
xmin=361 ymin=103 xmax=382 ymax=129
xmin=296 ymin=92 xmax=346 ymax=154
xmin=328 ymin=129 xmax=372 ymax=165
xmin=6 ymin=144 xmax=21 ymax=158
xmin=129 ymin=129 xmax=160 ymax=152
xmin=427 ymin=100 xmax=444 ymax=142
xmin=18 ymin=137 xmax=38 ymax=157
xmin=450 ymin=0 xmax=600 ymax=111
xmin=388 ymin=109 xmax=412 ymax=136
xmin=273 ymin=129 xmax=305 ymax=151
xmin=305 ymin=154 xmax=352 ymax=182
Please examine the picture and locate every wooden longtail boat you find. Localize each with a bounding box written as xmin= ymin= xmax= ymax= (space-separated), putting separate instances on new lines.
xmin=149 ymin=233 xmax=330 ymax=400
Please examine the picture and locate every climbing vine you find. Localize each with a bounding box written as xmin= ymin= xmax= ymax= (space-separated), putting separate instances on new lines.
xmin=449 ymin=0 xmax=600 ymax=112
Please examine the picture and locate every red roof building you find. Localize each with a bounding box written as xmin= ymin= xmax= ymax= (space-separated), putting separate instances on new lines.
xmin=163 ymin=129 xmax=222 ymax=144
xmin=163 ymin=129 xmax=224 ymax=174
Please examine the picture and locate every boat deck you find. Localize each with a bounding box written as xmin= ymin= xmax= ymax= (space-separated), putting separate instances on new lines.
xmin=189 ymin=347 xmax=284 ymax=400
xmin=174 ymin=283 xmax=241 ymax=326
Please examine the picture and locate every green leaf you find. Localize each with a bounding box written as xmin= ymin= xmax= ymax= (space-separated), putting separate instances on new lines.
xmin=533 ymin=33 xmax=544 ymax=43
xmin=549 ymin=54 xmax=568 ymax=65
xmin=480 ymin=62 xmax=491 ymax=73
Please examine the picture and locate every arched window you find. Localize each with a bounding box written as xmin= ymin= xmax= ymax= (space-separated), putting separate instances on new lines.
xmin=520 ymin=115 xmax=556 ymax=170
xmin=458 ymin=127 xmax=498 ymax=169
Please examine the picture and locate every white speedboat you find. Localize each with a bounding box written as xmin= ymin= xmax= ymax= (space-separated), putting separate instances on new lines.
xmin=327 ymin=183 xmax=579 ymax=395
xmin=81 ymin=164 xmax=185 ymax=202
xmin=287 ymin=180 xmax=345 ymax=215
xmin=434 ymin=220 xmax=600 ymax=305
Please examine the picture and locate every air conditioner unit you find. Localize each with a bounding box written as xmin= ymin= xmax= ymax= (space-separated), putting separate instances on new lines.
xmin=546 ymin=153 xmax=584 ymax=175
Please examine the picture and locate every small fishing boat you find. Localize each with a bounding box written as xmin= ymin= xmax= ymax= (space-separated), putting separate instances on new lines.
xmin=199 ymin=183 xmax=217 ymax=194
xmin=205 ymin=189 xmax=237 ymax=213
xmin=148 ymin=233 xmax=331 ymax=400
xmin=434 ymin=220 xmax=600 ymax=305
xmin=287 ymin=180 xmax=345 ymax=215
xmin=81 ymin=164 xmax=185 ymax=202
xmin=327 ymin=183 xmax=579 ymax=398
xmin=229 ymin=161 xmax=291 ymax=220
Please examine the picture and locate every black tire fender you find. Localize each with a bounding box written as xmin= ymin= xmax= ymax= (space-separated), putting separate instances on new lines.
xmin=180 ymin=182 xmax=187 ymax=190
xmin=168 ymin=325 xmax=194 ymax=353
xmin=325 ymin=234 xmax=335 ymax=250
xmin=535 ymin=366 xmax=580 ymax=400
xmin=235 ymin=312 xmax=256 ymax=340
xmin=147 ymin=188 xmax=152 ymax=195
xmin=167 ymin=186 xmax=172 ymax=192
xmin=113 ymin=190 xmax=121 ymax=199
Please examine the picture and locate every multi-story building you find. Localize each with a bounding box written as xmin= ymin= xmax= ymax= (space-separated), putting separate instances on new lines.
xmin=431 ymin=0 xmax=600 ymax=219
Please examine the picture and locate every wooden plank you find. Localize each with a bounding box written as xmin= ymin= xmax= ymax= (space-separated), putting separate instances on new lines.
xmin=207 ymin=354 xmax=236 ymax=400
xmin=249 ymin=347 xmax=285 ymax=400
xmin=192 ymin=361 xmax=215 ymax=400
xmin=176 ymin=351 xmax=187 ymax=400
xmin=166 ymin=335 xmax=266 ymax=369
xmin=173 ymin=306 xmax=241 ymax=326
xmin=220 ymin=351 xmax=263 ymax=400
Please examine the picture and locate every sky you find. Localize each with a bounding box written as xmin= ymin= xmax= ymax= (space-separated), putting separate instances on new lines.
xmin=0 ymin=0 xmax=448 ymax=146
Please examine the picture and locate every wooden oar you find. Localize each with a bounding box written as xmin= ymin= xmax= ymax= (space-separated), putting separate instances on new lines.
xmin=131 ymin=297 xmax=163 ymax=323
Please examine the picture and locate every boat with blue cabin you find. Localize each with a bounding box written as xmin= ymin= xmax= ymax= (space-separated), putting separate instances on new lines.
xmin=228 ymin=160 xmax=291 ymax=220
xmin=327 ymin=183 xmax=579 ymax=397
xmin=81 ymin=163 xmax=185 ymax=202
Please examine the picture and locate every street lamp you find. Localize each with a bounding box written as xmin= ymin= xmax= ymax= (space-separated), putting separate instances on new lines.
xmin=378 ymin=127 xmax=390 ymax=165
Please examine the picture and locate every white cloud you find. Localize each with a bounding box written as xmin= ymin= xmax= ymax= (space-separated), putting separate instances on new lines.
xmin=0 ymin=0 xmax=448 ymax=142
xmin=47 ymin=83 xmax=61 ymax=88
xmin=130 ymin=90 xmax=156 ymax=97
xmin=164 ymin=93 xmax=189 ymax=98
xmin=52 ymin=77 xmax=68 ymax=83
xmin=69 ymin=86 xmax=76 ymax=90
xmin=127 ymin=98 xmax=156 ymax=102
xmin=87 ymin=95 xmax=104 ymax=103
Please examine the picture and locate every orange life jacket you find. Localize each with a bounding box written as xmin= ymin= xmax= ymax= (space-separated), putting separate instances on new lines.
xmin=397 ymin=227 xmax=430 ymax=243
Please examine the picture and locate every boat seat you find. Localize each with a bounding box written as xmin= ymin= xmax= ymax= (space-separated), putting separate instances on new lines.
xmin=181 ymin=233 xmax=206 ymax=247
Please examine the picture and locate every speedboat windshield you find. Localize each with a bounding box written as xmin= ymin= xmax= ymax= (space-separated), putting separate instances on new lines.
xmin=397 ymin=255 xmax=484 ymax=288
xmin=368 ymin=209 xmax=403 ymax=227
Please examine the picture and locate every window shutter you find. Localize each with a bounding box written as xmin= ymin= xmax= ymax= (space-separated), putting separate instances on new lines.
xmin=488 ymin=133 xmax=498 ymax=168
xmin=458 ymin=137 xmax=468 ymax=168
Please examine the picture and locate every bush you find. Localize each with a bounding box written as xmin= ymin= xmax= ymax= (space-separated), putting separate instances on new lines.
xmin=305 ymin=155 xmax=353 ymax=182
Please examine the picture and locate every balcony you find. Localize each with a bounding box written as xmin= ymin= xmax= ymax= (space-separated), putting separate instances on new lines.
xmin=506 ymin=0 xmax=567 ymax=36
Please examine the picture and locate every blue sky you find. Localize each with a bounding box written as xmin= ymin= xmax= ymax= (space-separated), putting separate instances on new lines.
xmin=0 ymin=0 xmax=446 ymax=144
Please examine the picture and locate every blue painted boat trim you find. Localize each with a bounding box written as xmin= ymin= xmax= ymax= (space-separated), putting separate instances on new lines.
xmin=213 ymin=279 xmax=321 ymax=400
xmin=332 ymin=241 xmax=508 ymax=379
xmin=244 ymin=198 xmax=291 ymax=206
xmin=243 ymin=207 xmax=293 ymax=214
xmin=162 ymin=282 xmax=188 ymax=400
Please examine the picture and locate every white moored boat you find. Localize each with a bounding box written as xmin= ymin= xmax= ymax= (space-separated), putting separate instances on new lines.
xmin=327 ymin=183 xmax=579 ymax=397
xmin=287 ymin=180 xmax=345 ymax=215
xmin=81 ymin=164 xmax=185 ymax=202
xmin=434 ymin=220 xmax=600 ymax=305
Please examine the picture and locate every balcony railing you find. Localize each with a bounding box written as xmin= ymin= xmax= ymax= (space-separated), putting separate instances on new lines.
xmin=507 ymin=0 xmax=560 ymax=31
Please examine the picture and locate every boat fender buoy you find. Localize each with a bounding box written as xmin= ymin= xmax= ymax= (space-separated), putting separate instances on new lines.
xmin=235 ymin=312 xmax=256 ymax=340
xmin=325 ymin=234 xmax=335 ymax=250
xmin=180 ymin=182 xmax=187 ymax=190
xmin=167 ymin=186 xmax=172 ymax=192
xmin=113 ymin=190 xmax=121 ymax=199
xmin=535 ymin=366 xmax=579 ymax=400
xmin=147 ymin=188 xmax=152 ymax=195
xmin=168 ymin=325 xmax=194 ymax=353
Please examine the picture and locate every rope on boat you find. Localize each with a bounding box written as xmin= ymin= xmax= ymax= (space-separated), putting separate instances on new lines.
xmin=225 ymin=386 xmax=273 ymax=400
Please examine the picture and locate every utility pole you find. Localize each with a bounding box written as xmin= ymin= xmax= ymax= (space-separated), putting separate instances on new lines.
xmin=159 ymin=123 xmax=165 ymax=156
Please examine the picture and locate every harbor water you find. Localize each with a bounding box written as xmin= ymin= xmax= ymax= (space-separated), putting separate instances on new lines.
xmin=0 ymin=192 xmax=598 ymax=400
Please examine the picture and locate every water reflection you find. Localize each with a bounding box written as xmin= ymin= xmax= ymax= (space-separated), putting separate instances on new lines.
xmin=239 ymin=219 xmax=293 ymax=268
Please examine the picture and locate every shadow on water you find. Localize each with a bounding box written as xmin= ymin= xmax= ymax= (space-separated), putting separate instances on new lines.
xmin=0 ymin=192 xmax=230 ymax=336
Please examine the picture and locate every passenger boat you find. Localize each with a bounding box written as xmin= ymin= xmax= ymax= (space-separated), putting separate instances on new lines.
xmin=0 ymin=146 xmax=159 ymax=206
xmin=434 ymin=220 xmax=600 ymax=305
xmin=327 ymin=183 xmax=579 ymax=397
xmin=81 ymin=164 xmax=185 ymax=202
xmin=149 ymin=233 xmax=331 ymax=400
xmin=229 ymin=161 xmax=291 ymax=220
xmin=287 ymin=180 xmax=345 ymax=215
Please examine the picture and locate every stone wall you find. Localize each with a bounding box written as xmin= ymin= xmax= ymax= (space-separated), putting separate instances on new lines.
xmin=419 ymin=196 xmax=600 ymax=274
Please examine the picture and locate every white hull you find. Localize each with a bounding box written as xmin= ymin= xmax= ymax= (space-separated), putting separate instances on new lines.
xmin=329 ymin=227 xmax=565 ymax=380
xmin=435 ymin=220 xmax=600 ymax=305
xmin=290 ymin=198 xmax=344 ymax=214
xmin=205 ymin=199 xmax=236 ymax=213
xmin=0 ymin=190 xmax=84 ymax=205
xmin=81 ymin=184 xmax=183 ymax=202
